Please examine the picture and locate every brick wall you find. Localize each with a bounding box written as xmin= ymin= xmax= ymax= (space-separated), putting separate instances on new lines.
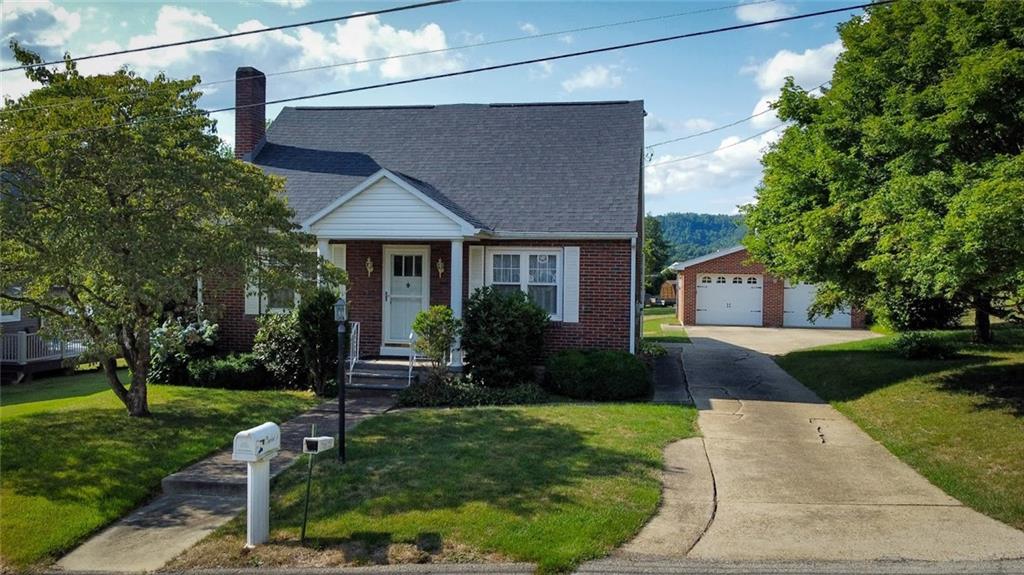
xmin=676 ymin=247 xmax=863 ymax=329
xmin=203 ymin=269 xmax=259 ymax=352
xmin=234 ymin=67 xmax=265 ymax=159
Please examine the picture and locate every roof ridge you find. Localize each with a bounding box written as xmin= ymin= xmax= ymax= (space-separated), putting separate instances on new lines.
xmin=289 ymin=100 xmax=641 ymax=111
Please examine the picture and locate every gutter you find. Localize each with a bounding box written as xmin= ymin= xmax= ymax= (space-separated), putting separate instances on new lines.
xmin=629 ymin=235 xmax=637 ymax=355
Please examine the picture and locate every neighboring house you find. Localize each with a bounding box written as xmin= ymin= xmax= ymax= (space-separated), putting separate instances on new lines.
xmin=206 ymin=67 xmax=645 ymax=361
xmin=1 ymin=298 xmax=86 ymax=383
xmin=670 ymin=246 xmax=866 ymax=329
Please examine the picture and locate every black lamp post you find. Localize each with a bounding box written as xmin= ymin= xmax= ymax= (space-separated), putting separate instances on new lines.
xmin=334 ymin=296 xmax=347 ymax=463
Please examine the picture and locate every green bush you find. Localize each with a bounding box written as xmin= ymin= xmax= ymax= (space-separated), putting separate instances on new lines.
xmin=296 ymin=288 xmax=340 ymax=396
xmin=397 ymin=376 xmax=549 ymax=408
xmin=149 ymin=318 xmax=218 ymax=385
xmin=186 ymin=353 xmax=273 ymax=389
xmin=870 ymin=289 xmax=967 ymax=331
xmin=639 ymin=339 xmax=668 ymax=358
xmin=412 ymin=305 xmax=462 ymax=374
xmin=892 ymin=331 xmax=956 ymax=360
xmin=545 ymin=349 xmax=651 ymax=401
xmin=461 ymin=287 xmax=549 ymax=388
xmin=253 ymin=313 xmax=307 ymax=390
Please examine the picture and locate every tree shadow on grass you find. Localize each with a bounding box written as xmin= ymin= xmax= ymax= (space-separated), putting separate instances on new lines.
xmin=935 ymin=361 xmax=1024 ymax=417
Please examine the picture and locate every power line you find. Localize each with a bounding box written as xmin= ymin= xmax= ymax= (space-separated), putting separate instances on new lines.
xmin=2 ymin=1 xmax=889 ymax=145
xmin=645 ymin=123 xmax=786 ymax=169
xmin=645 ymin=81 xmax=829 ymax=148
xmin=0 ymin=0 xmax=459 ymax=73
xmin=3 ymin=0 xmax=780 ymax=116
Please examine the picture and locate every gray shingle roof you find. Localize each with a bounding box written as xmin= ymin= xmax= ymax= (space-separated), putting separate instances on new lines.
xmin=253 ymin=101 xmax=645 ymax=234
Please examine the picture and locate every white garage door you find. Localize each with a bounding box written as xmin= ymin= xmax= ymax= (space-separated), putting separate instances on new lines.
xmin=784 ymin=282 xmax=852 ymax=328
xmin=696 ymin=274 xmax=763 ymax=326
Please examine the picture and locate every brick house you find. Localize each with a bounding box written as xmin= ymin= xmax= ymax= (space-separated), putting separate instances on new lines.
xmin=671 ymin=246 xmax=866 ymax=329
xmin=207 ymin=67 xmax=645 ymax=363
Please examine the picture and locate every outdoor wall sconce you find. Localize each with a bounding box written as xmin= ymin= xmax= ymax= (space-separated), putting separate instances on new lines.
xmin=436 ymin=258 xmax=445 ymax=279
xmin=365 ymin=257 xmax=374 ymax=277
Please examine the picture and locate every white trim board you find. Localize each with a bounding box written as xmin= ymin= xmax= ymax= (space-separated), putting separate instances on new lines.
xmin=669 ymin=245 xmax=747 ymax=271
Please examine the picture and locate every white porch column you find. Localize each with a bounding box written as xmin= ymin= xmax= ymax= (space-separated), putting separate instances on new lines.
xmin=449 ymin=239 xmax=464 ymax=369
xmin=316 ymin=238 xmax=330 ymax=286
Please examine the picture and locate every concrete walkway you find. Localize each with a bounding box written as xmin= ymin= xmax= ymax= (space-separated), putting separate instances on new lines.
xmin=55 ymin=393 xmax=394 ymax=573
xmin=678 ymin=327 xmax=1024 ymax=562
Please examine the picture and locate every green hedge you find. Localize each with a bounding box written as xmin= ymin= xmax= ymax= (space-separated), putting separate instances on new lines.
xmin=182 ymin=353 xmax=275 ymax=390
xmin=545 ymin=349 xmax=651 ymax=401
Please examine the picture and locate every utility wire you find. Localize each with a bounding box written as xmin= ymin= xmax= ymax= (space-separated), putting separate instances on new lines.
xmin=645 ymin=81 xmax=829 ymax=148
xmin=2 ymin=1 xmax=890 ymax=145
xmin=0 ymin=0 xmax=459 ymax=73
xmin=3 ymin=0 xmax=780 ymax=116
xmin=645 ymin=123 xmax=786 ymax=169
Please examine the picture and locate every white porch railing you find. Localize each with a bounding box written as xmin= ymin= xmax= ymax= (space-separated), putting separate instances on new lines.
xmin=346 ymin=321 xmax=360 ymax=386
xmin=1 ymin=331 xmax=87 ymax=365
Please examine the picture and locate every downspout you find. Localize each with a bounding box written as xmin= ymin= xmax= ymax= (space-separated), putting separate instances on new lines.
xmin=629 ymin=236 xmax=637 ymax=355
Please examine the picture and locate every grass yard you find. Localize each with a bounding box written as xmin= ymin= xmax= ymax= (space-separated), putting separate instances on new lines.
xmin=0 ymin=370 xmax=316 ymax=569
xmin=777 ymin=326 xmax=1024 ymax=530
xmin=170 ymin=403 xmax=698 ymax=573
xmin=642 ymin=307 xmax=689 ymax=343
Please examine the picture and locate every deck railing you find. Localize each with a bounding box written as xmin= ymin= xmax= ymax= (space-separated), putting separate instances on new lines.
xmin=0 ymin=332 xmax=87 ymax=365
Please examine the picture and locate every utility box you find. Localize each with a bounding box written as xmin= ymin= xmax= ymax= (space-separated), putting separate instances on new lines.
xmin=232 ymin=422 xmax=281 ymax=462
xmin=231 ymin=422 xmax=281 ymax=547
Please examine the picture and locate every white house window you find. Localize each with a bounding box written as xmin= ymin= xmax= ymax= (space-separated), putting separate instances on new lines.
xmin=0 ymin=303 xmax=21 ymax=323
xmin=732 ymin=277 xmax=743 ymax=284
xmin=266 ymin=288 xmax=296 ymax=312
xmin=716 ymin=276 xmax=726 ymax=284
xmin=487 ymin=250 xmax=562 ymax=318
xmin=747 ymin=277 xmax=758 ymax=284
xmin=701 ymin=276 xmax=711 ymax=283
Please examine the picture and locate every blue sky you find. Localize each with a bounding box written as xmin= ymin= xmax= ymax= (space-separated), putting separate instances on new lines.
xmin=1 ymin=0 xmax=861 ymax=215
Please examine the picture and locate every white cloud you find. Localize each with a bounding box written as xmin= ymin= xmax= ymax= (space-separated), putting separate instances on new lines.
xmin=735 ymin=1 xmax=796 ymax=26
xmin=519 ymin=22 xmax=539 ymax=35
xmin=683 ymin=118 xmax=716 ymax=133
xmin=645 ymin=115 xmax=669 ymax=132
xmin=559 ymin=34 xmax=574 ymax=44
xmin=266 ymin=0 xmax=310 ymax=7
xmin=644 ymin=127 xmax=784 ymax=199
xmin=745 ymin=39 xmax=842 ymax=93
xmin=561 ymin=64 xmax=622 ymax=93
xmin=1 ymin=0 xmax=81 ymax=48
xmin=529 ymin=60 xmax=553 ymax=80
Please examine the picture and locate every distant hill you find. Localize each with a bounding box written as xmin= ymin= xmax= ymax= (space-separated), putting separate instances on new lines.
xmin=655 ymin=213 xmax=747 ymax=264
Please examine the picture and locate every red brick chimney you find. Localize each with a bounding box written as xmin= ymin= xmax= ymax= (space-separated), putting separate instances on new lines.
xmin=235 ymin=66 xmax=266 ymax=159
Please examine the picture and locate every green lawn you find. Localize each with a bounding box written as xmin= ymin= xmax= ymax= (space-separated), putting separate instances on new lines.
xmin=642 ymin=307 xmax=690 ymax=343
xmin=0 ymin=370 xmax=316 ymax=569
xmin=171 ymin=403 xmax=698 ymax=573
xmin=777 ymin=326 xmax=1024 ymax=530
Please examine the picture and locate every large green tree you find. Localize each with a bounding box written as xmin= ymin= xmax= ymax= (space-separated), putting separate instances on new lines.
xmin=0 ymin=45 xmax=342 ymax=415
xmin=643 ymin=214 xmax=671 ymax=294
xmin=743 ymin=0 xmax=1024 ymax=341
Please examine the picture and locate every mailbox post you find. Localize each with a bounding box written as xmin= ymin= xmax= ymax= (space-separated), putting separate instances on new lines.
xmin=334 ymin=296 xmax=347 ymax=463
xmin=232 ymin=422 xmax=281 ymax=547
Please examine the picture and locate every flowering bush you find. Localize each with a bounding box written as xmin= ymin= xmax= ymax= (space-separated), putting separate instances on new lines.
xmin=149 ymin=318 xmax=218 ymax=385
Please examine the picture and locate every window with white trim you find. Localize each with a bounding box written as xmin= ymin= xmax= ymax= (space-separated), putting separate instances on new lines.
xmin=486 ymin=249 xmax=562 ymax=318
xmin=1 ymin=288 xmax=23 ymax=323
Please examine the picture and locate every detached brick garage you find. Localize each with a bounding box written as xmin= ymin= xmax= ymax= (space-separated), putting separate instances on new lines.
xmin=670 ymin=246 xmax=866 ymax=329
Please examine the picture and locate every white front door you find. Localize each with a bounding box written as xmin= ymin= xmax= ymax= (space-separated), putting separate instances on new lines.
xmin=695 ymin=274 xmax=763 ymax=326
xmin=382 ymin=245 xmax=430 ymax=349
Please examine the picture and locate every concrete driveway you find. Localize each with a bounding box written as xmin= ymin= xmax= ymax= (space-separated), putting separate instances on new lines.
xmin=679 ymin=326 xmax=1024 ymax=561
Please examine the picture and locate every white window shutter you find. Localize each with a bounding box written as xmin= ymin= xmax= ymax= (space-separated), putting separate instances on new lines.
xmin=563 ymin=246 xmax=580 ymax=323
xmin=468 ymin=245 xmax=485 ymax=293
xmin=244 ymin=282 xmax=263 ymax=315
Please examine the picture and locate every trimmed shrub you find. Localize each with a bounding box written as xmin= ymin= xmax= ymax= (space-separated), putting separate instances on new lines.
xmin=296 ymin=288 xmax=340 ymax=397
xmin=461 ymin=287 xmax=549 ymax=388
xmin=412 ymin=305 xmax=462 ymax=375
xmin=253 ymin=313 xmax=307 ymax=390
xmin=892 ymin=332 xmax=956 ymax=360
xmin=186 ymin=353 xmax=272 ymax=389
xmin=639 ymin=339 xmax=668 ymax=358
xmin=397 ymin=376 xmax=549 ymax=408
xmin=149 ymin=318 xmax=218 ymax=385
xmin=545 ymin=349 xmax=651 ymax=401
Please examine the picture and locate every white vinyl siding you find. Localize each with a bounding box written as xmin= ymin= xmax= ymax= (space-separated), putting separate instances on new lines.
xmin=468 ymin=245 xmax=485 ymax=294
xmin=309 ymin=179 xmax=464 ymax=239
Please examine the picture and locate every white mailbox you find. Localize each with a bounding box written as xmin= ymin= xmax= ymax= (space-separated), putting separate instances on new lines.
xmin=232 ymin=422 xmax=281 ymax=462
xmin=303 ymin=436 xmax=335 ymax=455
xmin=231 ymin=422 xmax=281 ymax=548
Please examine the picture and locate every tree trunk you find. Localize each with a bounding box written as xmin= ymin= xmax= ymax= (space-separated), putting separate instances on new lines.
xmin=125 ymin=326 xmax=153 ymax=417
xmin=974 ymin=296 xmax=993 ymax=343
